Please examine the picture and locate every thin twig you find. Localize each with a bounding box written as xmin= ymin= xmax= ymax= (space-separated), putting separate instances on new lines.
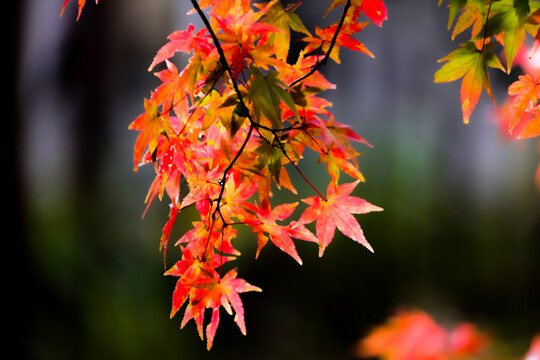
xmin=288 ymin=0 xmax=351 ymax=88
xmin=273 ymin=136 xmax=327 ymax=201
xmin=480 ymin=2 xmax=492 ymax=53
xmin=190 ymin=0 xmax=260 ymax=264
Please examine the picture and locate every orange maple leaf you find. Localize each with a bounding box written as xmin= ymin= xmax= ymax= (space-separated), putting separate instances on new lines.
xmin=128 ymin=97 xmax=168 ymax=171
xmin=318 ymin=146 xmax=366 ymax=186
xmin=507 ymin=73 xmax=540 ymax=138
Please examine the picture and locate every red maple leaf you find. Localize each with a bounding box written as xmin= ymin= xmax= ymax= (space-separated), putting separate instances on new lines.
xmin=166 ymin=255 xmax=261 ymax=350
xmin=362 ymin=0 xmax=388 ymax=27
xmin=148 ymin=24 xmax=214 ymax=72
xmin=60 ymin=0 xmax=98 ymax=21
xmin=200 ymin=269 xmax=262 ymax=350
xmin=299 ymin=180 xmax=382 ymax=256
xmin=324 ymin=0 xmax=387 ymax=27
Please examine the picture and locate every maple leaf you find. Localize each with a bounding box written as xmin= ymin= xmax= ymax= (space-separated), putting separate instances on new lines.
xmin=140 ymin=137 xmax=176 ymax=216
xmin=212 ymin=0 xmax=290 ymax=77
xmin=450 ymin=1 xmax=486 ymax=41
xmin=302 ymin=21 xmax=374 ymax=64
xmin=60 ymin=0 xmax=98 ymax=21
xmin=159 ymin=204 xmax=179 ymax=268
xmin=434 ymin=41 xmax=505 ymax=124
xmin=256 ymin=0 xmax=312 ymax=61
xmin=219 ymin=170 xmax=259 ymax=223
xmin=165 ymin=250 xmax=261 ymax=350
xmin=180 ymin=158 xmax=224 ymax=217
xmin=507 ymin=73 xmax=540 ymax=135
xmin=362 ymin=0 xmax=388 ymax=27
xmin=324 ymin=0 xmax=387 ymax=27
xmin=177 ymin=218 xmax=241 ymax=261
xmin=201 ymin=269 xmax=262 ymax=350
xmin=479 ymin=0 xmax=532 ymax=72
xmin=519 ymin=107 xmax=540 ymax=138
xmin=151 ymin=60 xmax=190 ymax=118
xmin=165 ymin=247 xmax=212 ymax=319
xmin=247 ymin=67 xmax=299 ymax=129
xmin=241 ymin=200 xmax=307 ymax=264
xmin=254 ymin=140 xmax=287 ymax=184
xmin=318 ymin=146 xmax=365 ymax=186
xmin=310 ymin=116 xmax=372 ymax=165
xmin=128 ymin=97 xmax=168 ymax=171
xmin=282 ymin=50 xmax=337 ymax=90
xmin=300 ymin=180 xmax=382 ymax=257
xmin=148 ymin=24 xmax=214 ymax=72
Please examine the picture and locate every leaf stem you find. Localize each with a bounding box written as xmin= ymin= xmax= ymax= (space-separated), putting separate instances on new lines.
xmin=480 ymin=2 xmax=492 ymax=53
xmin=273 ymin=136 xmax=327 ymax=201
xmin=284 ymin=0 xmax=303 ymax=12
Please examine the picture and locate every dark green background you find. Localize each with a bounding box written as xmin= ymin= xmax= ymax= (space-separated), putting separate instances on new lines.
xmin=13 ymin=1 xmax=539 ymax=359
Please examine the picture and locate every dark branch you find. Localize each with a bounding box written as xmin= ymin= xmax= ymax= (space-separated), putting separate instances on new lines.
xmin=288 ymin=0 xmax=351 ymax=89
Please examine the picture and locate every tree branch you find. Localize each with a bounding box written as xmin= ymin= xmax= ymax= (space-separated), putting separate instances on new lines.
xmin=288 ymin=0 xmax=351 ymax=88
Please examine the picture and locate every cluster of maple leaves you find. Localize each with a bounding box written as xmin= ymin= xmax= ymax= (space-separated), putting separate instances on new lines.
xmin=60 ymin=0 xmax=539 ymax=352
xmin=435 ymin=0 xmax=540 ymax=139
xmin=435 ymin=0 xmax=540 ymax=191
xmin=357 ymin=309 xmax=540 ymax=360
xmin=62 ymin=0 xmax=387 ymax=349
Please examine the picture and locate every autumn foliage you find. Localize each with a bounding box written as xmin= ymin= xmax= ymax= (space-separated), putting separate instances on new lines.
xmin=357 ymin=309 xmax=490 ymax=360
xmin=357 ymin=309 xmax=540 ymax=360
xmin=435 ymin=0 xmax=540 ymax=131
xmin=62 ymin=0 xmax=387 ymax=349
xmin=435 ymin=0 xmax=540 ymax=191
xmin=60 ymin=0 xmax=539 ymax=352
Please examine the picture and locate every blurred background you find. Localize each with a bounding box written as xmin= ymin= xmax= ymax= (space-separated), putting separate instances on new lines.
xmin=12 ymin=0 xmax=539 ymax=359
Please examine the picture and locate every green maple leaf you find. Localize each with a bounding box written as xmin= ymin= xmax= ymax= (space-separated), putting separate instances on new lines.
xmin=477 ymin=0 xmax=531 ymax=72
xmin=247 ymin=66 xmax=299 ymax=129
xmin=434 ymin=41 xmax=505 ymax=123
xmin=254 ymin=140 xmax=287 ymax=184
